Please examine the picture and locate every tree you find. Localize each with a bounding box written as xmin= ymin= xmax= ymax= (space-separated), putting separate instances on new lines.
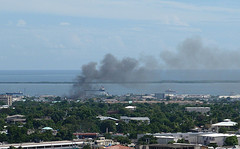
xmin=114 ymin=136 xmax=131 ymax=144
xmin=224 ymin=136 xmax=238 ymax=146
xmin=168 ymin=141 xmax=175 ymax=144
xmin=208 ymin=143 xmax=218 ymax=148
xmin=100 ymin=120 xmax=116 ymax=133
xmin=82 ymin=144 xmax=91 ymax=149
xmin=219 ymin=127 xmax=228 ymax=133
xmin=137 ymin=135 xmax=157 ymax=145
xmin=177 ymin=138 xmax=189 ymax=143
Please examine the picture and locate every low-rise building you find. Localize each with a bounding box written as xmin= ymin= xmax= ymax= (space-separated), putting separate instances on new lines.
xmin=185 ymin=107 xmax=210 ymax=114
xmin=120 ymin=116 xmax=150 ymax=124
xmin=6 ymin=115 xmax=26 ymax=123
xmin=211 ymin=119 xmax=237 ymax=132
xmin=73 ymin=133 xmax=99 ymax=139
xmin=197 ymin=133 xmax=240 ymax=146
xmin=106 ymin=144 xmax=134 ymax=149
xmin=0 ymin=140 xmax=84 ymax=149
xmin=155 ymin=136 xmax=177 ymax=144
xmin=94 ymin=137 xmax=119 ymax=147
xmin=97 ymin=116 xmax=118 ymax=121
xmin=137 ymin=143 xmax=207 ymax=149
xmin=125 ymin=106 xmax=136 ymax=111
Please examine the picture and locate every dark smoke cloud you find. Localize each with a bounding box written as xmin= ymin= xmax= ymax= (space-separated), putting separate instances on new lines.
xmin=72 ymin=36 xmax=240 ymax=98
xmin=71 ymin=54 xmax=151 ymax=98
xmin=160 ymin=37 xmax=240 ymax=69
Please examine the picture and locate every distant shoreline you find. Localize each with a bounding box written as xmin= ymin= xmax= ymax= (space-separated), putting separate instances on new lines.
xmin=1 ymin=80 xmax=240 ymax=84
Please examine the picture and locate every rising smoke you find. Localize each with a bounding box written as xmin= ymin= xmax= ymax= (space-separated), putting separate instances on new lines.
xmin=72 ymin=37 xmax=240 ymax=98
xmin=71 ymin=54 xmax=151 ymax=98
xmin=161 ymin=37 xmax=240 ymax=69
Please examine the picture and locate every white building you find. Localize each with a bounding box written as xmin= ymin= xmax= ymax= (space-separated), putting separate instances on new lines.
xmin=125 ymin=106 xmax=136 ymax=111
xmin=97 ymin=116 xmax=118 ymax=121
xmin=94 ymin=137 xmax=119 ymax=147
xmin=211 ymin=119 xmax=237 ymax=132
xmin=197 ymin=133 xmax=240 ymax=146
xmin=120 ymin=116 xmax=150 ymax=124
xmin=155 ymin=136 xmax=177 ymax=144
xmin=185 ymin=107 xmax=210 ymax=114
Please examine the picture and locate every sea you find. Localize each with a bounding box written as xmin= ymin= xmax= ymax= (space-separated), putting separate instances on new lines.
xmin=1 ymin=70 xmax=240 ymax=96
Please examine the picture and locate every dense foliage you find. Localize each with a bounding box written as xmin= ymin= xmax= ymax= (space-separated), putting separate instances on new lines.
xmin=1 ymin=99 xmax=240 ymax=143
xmin=224 ymin=136 xmax=238 ymax=146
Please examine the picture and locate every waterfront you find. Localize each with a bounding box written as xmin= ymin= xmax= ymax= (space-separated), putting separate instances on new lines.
xmin=1 ymin=70 xmax=240 ymax=96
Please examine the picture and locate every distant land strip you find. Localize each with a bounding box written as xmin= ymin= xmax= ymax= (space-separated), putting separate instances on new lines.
xmin=1 ymin=80 xmax=240 ymax=84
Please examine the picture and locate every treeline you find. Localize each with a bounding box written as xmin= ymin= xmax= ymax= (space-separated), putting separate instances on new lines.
xmin=1 ymin=99 xmax=240 ymax=143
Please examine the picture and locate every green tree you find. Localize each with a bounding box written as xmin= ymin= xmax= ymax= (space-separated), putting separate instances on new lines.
xmin=208 ymin=143 xmax=218 ymax=148
xmin=219 ymin=127 xmax=228 ymax=133
xmin=100 ymin=120 xmax=116 ymax=133
xmin=114 ymin=136 xmax=131 ymax=144
xmin=177 ymin=138 xmax=189 ymax=143
xmin=168 ymin=141 xmax=175 ymax=144
xmin=137 ymin=135 xmax=157 ymax=145
xmin=82 ymin=144 xmax=91 ymax=149
xmin=224 ymin=136 xmax=238 ymax=146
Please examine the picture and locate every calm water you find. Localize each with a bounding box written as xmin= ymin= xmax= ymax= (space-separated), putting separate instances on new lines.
xmin=1 ymin=70 xmax=240 ymax=96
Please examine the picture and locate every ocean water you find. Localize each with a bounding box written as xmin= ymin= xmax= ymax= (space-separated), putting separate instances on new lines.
xmin=1 ymin=70 xmax=240 ymax=96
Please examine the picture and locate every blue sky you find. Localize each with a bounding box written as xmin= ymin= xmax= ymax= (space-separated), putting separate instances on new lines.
xmin=0 ymin=0 xmax=240 ymax=70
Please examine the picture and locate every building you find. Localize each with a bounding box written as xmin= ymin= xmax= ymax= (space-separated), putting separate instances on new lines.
xmin=120 ymin=116 xmax=150 ymax=124
xmin=138 ymin=144 xmax=207 ymax=149
xmin=6 ymin=114 xmax=26 ymax=123
xmin=0 ymin=140 xmax=84 ymax=149
xmin=197 ymin=133 xmax=240 ymax=146
xmin=106 ymin=144 xmax=134 ymax=149
xmin=185 ymin=107 xmax=210 ymax=114
xmin=97 ymin=116 xmax=118 ymax=121
xmin=6 ymin=92 xmax=24 ymax=102
xmin=154 ymin=93 xmax=165 ymax=99
xmin=138 ymin=132 xmax=209 ymax=145
xmin=211 ymin=119 xmax=237 ymax=132
xmin=94 ymin=137 xmax=119 ymax=147
xmin=73 ymin=133 xmax=99 ymax=139
xmin=125 ymin=106 xmax=136 ymax=111
xmin=0 ymin=95 xmax=12 ymax=106
xmin=155 ymin=136 xmax=177 ymax=144
xmin=138 ymin=132 xmax=240 ymax=147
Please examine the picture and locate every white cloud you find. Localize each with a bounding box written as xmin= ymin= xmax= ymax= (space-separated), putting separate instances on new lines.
xmin=16 ymin=19 xmax=26 ymax=27
xmin=59 ymin=22 xmax=70 ymax=26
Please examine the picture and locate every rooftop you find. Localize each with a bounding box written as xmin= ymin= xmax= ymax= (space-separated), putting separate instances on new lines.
xmin=212 ymin=119 xmax=237 ymax=127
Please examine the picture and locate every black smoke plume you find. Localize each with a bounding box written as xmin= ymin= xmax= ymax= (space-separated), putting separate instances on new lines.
xmin=72 ymin=36 xmax=240 ymax=98
xmin=71 ymin=54 xmax=152 ymax=98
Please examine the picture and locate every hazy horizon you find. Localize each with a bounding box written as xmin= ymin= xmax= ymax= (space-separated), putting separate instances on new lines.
xmin=1 ymin=1 xmax=240 ymax=70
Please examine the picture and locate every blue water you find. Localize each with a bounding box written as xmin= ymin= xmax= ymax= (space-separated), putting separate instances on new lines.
xmin=1 ymin=70 xmax=240 ymax=96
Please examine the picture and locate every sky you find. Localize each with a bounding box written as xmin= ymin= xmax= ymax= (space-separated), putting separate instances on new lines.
xmin=0 ymin=0 xmax=240 ymax=70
